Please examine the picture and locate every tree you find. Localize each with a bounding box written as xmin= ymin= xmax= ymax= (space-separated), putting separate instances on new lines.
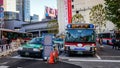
xmin=89 ymin=4 xmax=106 ymax=32
xmin=72 ymin=13 xmax=84 ymax=23
xmin=105 ymin=0 xmax=120 ymax=29
xmin=47 ymin=20 xmax=59 ymax=34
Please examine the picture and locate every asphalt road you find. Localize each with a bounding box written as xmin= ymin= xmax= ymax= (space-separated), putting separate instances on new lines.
xmin=0 ymin=45 xmax=120 ymax=68
xmin=0 ymin=57 xmax=81 ymax=68
xmin=59 ymin=45 xmax=120 ymax=68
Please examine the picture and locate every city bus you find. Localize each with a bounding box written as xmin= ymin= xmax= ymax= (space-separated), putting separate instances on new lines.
xmin=64 ymin=24 xmax=96 ymax=56
xmin=0 ymin=28 xmax=33 ymax=42
xmin=98 ymin=31 xmax=120 ymax=45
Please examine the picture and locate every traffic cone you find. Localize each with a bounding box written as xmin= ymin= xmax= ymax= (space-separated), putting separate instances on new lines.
xmin=48 ymin=52 xmax=54 ymax=64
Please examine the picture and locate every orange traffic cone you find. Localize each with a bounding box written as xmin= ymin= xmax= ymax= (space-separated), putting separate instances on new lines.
xmin=48 ymin=52 xmax=54 ymax=64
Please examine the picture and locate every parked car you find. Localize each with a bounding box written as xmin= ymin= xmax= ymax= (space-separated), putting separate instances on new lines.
xmin=17 ymin=37 xmax=43 ymax=57
xmin=53 ymin=38 xmax=64 ymax=54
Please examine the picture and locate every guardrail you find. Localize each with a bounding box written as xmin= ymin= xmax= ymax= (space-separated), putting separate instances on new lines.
xmin=0 ymin=42 xmax=19 ymax=57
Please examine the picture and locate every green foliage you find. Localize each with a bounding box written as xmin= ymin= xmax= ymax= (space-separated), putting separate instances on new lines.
xmin=47 ymin=20 xmax=59 ymax=34
xmin=89 ymin=4 xmax=106 ymax=32
xmin=72 ymin=13 xmax=84 ymax=23
xmin=105 ymin=0 xmax=120 ymax=29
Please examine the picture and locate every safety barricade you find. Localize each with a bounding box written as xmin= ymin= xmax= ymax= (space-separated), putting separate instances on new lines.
xmin=0 ymin=41 xmax=19 ymax=57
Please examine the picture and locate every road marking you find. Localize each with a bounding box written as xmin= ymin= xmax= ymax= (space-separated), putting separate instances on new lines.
xmin=0 ymin=66 xmax=9 ymax=68
xmin=17 ymin=67 xmax=23 ymax=68
xmin=101 ymin=56 xmax=120 ymax=57
xmin=11 ymin=55 xmax=43 ymax=61
xmin=68 ymin=59 xmax=120 ymax=62
xmin=95 ymin=54 xmax=101 ymax=60
xmin=0 ymin=62 xmax=8 ymax=65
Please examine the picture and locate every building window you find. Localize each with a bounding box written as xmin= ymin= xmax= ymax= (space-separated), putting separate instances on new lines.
xmin=76 ymin=11 xmax=79 ymax=13
xmin=72 ymin=0 xmax=74 ymax=2
xmin=72 ymin=5 xmax=74 ymax=9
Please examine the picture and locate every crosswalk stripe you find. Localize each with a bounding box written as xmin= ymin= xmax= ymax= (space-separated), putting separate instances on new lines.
xmin=68 ymin=59 xmax=120 ymax=62
xmin=0 ymin=66 xmax=9 ymax=68
xmin=11 ymin=55 xmax=43 ymax=61
xmin=101 ymin=56 xmax=120 ymax=57
xmin=95 ymin=54 xmax=101 ymax=60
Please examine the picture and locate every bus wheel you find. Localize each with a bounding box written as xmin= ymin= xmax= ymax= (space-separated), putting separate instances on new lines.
xmin=68 ymin=51 xmax=72 ymax=56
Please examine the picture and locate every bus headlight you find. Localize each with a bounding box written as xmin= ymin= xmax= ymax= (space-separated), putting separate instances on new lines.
xmin=33 ymin=48 xmax=40 ymax=51
xmin=91 ymin=47 xmax=96 ymax=51
xmin=18 ymin=47 xmax=23 ymax=50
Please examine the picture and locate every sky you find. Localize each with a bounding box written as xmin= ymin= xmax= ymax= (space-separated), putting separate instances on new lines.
xmin=30 ymin=0 xmax=57 ymax=21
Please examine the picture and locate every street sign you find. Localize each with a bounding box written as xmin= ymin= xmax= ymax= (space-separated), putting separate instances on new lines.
xmin=0 ymin=12 xmax=4 ymax=18
xmin=43 ymin=34 xmax=53 ymax=60
xmin=0 ymin=6 xmax=4 ymax=22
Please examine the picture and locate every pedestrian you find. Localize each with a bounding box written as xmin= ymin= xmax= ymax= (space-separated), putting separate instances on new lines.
xmin=0 ymin=39 xmax=2 ymax=52
xmin=112 ymin=37 xmax=116 ymax=49
xmin=53 ymin=46 xmax=59 ymax=63
xmin=118 ymin=40 xmax=120 ymax=50
xmin=99 ymin=37 xmax=104 ymax=50
xmin=16 ymin=37 xmax=21 ymax=48
xmin=1 ymin=35 xmax=7 ymax=51
xmin=6 ymin=38 xmax=12 ymax=49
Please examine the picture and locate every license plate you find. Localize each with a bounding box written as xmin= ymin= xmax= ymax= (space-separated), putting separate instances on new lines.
xmin=77 ymin=51 xmax=83 ymax=54
xmin=25 ymin=52 xmax=29 ymax=55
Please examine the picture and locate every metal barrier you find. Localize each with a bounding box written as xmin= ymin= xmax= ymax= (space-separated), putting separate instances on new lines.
xmin=0 ymin=42 xmax=19 ymax=57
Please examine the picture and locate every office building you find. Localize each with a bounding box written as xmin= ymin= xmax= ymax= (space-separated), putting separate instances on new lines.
xmin=3 ymin=0 xmax=30 ymax=21
xmin=31 ymin=14 xmax=39 ymax=22
xmin=57 ymin=0 xmax=115 ymax=33
xmin=23 ymin=0 xmax=30 ymax=22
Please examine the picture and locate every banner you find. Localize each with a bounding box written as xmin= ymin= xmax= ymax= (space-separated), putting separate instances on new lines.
xmin=64 ymin=0 xmax=68 ymax=23
xmin=45 ymin=6 xmax=58 ymax=19
xmin=67 ymin=0 xmax=72 ymax=23
xmin=0 ymin=0 xmax=3 ymax=5
xmin=64 ymin=0 xmax=72 ymax=24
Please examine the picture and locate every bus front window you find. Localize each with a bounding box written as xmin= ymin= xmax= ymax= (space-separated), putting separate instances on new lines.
xmin=116 ymin=33 xmax=120 ymax=39
xmin=65 ymin=29 xmax=95 ymax=42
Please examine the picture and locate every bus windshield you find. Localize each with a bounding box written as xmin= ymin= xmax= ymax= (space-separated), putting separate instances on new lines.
xmin=116 ymin=33 xmax=120 ymax=39
xmin=65 ymin=29 xmax=96 ymax=42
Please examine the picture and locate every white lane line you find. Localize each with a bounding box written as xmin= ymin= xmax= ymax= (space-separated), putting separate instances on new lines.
xmin=0 ymin=62 xmax=8 ymax=65
xmin=101 ymin=56 xmax=120 ymax=57
xmin=95 ymin=54 xmax=101 ymax=60
xmin=11 ymin=55 xmax=43 ymax=61
xmin=0 ymin=66 xmax=9 ymax=68
xmin=68 ymin=59 xmax=120 ymax=62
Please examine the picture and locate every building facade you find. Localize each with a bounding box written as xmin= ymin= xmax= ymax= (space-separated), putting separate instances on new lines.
xmin=3 ymin=0 xmax=30 ymax=22
xmin=23 ymin=0 xmax=30 ymax=22
xmin=3 ymin=0 xmax=19 ymax=20
xmin=2 ymin=0 xmax=31 ymax=31
xmin=31 ymin=14 xmax=39 ymax=22
xmin=16 ymin=0 xmax=23 ymax=21
xmin=21 ymin=20 xmax=58 ymax=37
xmin=57 ymin=0 xmax=115 ymax=33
